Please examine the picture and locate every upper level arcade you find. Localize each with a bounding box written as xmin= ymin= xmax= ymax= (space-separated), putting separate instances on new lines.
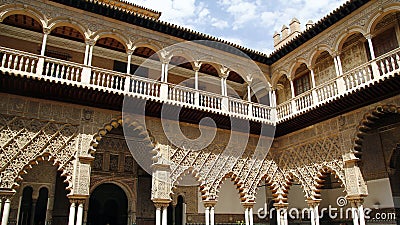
xmin=0 ymin=0 xmax=399 ymax=136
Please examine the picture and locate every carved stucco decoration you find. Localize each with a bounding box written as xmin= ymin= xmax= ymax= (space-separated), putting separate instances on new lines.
xmin=0 ymin=114 xmax=78 ymax=191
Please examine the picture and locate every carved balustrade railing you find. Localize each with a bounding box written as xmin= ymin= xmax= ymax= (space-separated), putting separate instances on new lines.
xmin=0 ymin=46 xmax=274 ymax=125
xmin=276 ymin=47 xmax=400 ymax=121
xmin=2 ymin=46 xmax=399 ymax=125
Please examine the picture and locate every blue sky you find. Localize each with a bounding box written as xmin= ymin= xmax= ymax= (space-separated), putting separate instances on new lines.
xmin=129 ymin=0 xmax=348 ymax=54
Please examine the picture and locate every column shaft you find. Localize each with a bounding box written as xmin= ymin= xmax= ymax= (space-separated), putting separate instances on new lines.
xmin=367 ymin=37 xmax=376 ymax=60
xmin=40 ymin=33 xmax=48 ymax=56
xmin=1 ymin=199 xmax=11 ymax=225
xmin=314 ymin=205 xmax=320 ymax=225
xmin=164 ymin=63 xmax=169 ymax=83
xmin=205 ymin=207 xmax=210 ymax=225
xmin=310 ymin=207 xmax=315 ymax=225
xmin=290 ymin=80 xmax=296 ymax=98
xmin=88 ymin=45 xmax=94 ymax=66
xmin=155 ymin=207 xmax=161 ymax=225
xmin=249 ymin=207 xmax=253 ymax=225
xmin=247 ymin=85 xmax=252 ymax=102
xmin=210 ymin=206 xmax=215 ymax=225
xmin=310 ymin=69 xmax=316 ymax=88
xmin=244 ymin=208 xmax=249 ymax=225
xmin=352 ymin=207 xmax=359 ymax=225
xmin=336 ymin=55 xmax=343 ymax=75
xmin=358 ymin=205 xmax=365 ymax=225
xmin=127 ymin=53 xmax=132 ymax=74
xmin=75 ymin=203 xmax=84 ymax=225
xmin=68 ymin=202 xmax=76 ymax=225
xmin=84 ymin=44 xmax=89 ymax=65
xmin=162 ymin=206 xmax=167 ymax=225
xmin=194 ymin=70 xmax=199 ymax=90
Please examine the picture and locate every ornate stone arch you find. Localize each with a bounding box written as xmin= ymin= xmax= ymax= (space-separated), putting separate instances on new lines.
xmin=333 ymin=27 xmax=367 ymax=52
xmin=271 ymin=70 xmax=289 ymax=88
xmin=47 ymin=17 xmax=90 ymax=40
xmin=166 ymin=47 xmax=196 ymax=69
xmin=309 ymin=165 xmax=347 ymax=200
xmin=288 ymin=58 xmax=309 ymax=80
xmin=0 ymin=4 xmax=48 ymax=28
xmin=171 ymin=167 xmax=203 ymax=190
xmin=366 ymin=4 xmax=400 ymax=34
xmin=213 ymin=171 xmax=245 ymax=202
xmin=89 ymin=117 xmax=157 ymax=156
xmin=353 ymin=105 xmax=400 ymax=153
xmin=89 ymin=179 xmax=135 ymax=204
xmin=91 ymin=30 xmax=132 ymax=51
xmin=309 ymin=45 xmax=334 ymax=67
xmin=133 ymin=38 xmax=163 ymax=58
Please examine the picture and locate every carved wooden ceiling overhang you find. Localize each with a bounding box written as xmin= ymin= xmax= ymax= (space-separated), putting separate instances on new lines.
xmin=50 ymin=0 xmax=370 ymax=65
xmin=1 ymin=71 xmax=399 ymax=137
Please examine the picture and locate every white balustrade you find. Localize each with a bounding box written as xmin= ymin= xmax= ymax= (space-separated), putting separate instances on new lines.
xmin=229 ymin=97 xmax=249 ymax=116
xmin=276 ymin=100 xmax=292 ymax=120
xmin=0 ymin=47 xmax=38 ymax=75
xmin=251 ymin=103 xmax=272 ymax=121
xmin=168 ymin=84 xmax=195 ymax=104
xmin=3 ymin=45 xmax=400 ymax=125
xmin=42 ymin=58 xmax=83 ymax=82
xmin=294 ymin=91 xmax=313 ymax=112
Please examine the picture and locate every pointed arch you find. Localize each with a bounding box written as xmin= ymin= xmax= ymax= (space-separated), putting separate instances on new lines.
xmin=89 ymin=116 xmax=157 ymax=155
xmin=353 ymin=105 xmax=400 ymax=153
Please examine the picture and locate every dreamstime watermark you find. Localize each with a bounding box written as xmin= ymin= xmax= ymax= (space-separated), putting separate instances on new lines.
xmin=257 ymin=196 xmax=396 ymax=221
xmin=122 ymin=40 xmax=276 ymax=185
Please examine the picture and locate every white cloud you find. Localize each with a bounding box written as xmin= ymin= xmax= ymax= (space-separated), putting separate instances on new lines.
xmin=211 ymin=18 xmax=229 ymax=29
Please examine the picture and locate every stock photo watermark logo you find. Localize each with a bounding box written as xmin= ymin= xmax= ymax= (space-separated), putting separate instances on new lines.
xmin=121 ymin=40 xmax=275 ymax=185
xmin=257 ymin=196 xmax=396 ymax=221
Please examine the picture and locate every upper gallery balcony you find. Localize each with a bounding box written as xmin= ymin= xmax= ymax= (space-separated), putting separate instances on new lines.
xmin=0 ymin=5 xmax=400 ymax=133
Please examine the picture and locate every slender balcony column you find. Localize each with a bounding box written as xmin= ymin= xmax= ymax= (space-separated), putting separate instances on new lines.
xmin=335 ymin=54 xmax=343 ymax=76
xmin=289 ymin=79 xmax=297 ymax=113
xmin=309 ymin=67 xmax=318 ymax=105
xmin=1 ymin=198 xmax=11 ymax=225
xmin=249 ymin=207 xmax=254 ymax=225
xmin=75 ymin=202 xmax=84 ymax=225
xmin=68 ymin=202 xmax=76 ymax=225
xmin=126 ymin=49 xmax=134 ymax=74
xmin=333 ymin=55 xmax=340 ymax=77
xmin=193 ymin=62 xmax=201 ymax=106
xmin=365 ymin=34 xmax=376 ymax=60
xmin=40 ymin=28 xmax=50 ymax=56
xmin=164 ymin=62 xmax=169 ymax=83
xmin=83 ymin=42 xmax=90 ymax=65
xmin=162 ymin=206 xmax=168 ymax=225
xmin=87 ymin=42 xmax=95 ymax=66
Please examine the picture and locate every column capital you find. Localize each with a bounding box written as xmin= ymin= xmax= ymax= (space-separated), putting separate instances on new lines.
xmin=273 ymin=202 xmax=289 ymax=209
xmin=364 ymin=33 xmax=373 ymax=40
xmin=193 ymin=61 xmax=202 ymax=71
xmin=85 ymin=39 xmax=96 ymax=46
xmin=0 ymin=190 xmax=16 ymax=199
xmin=347 ymin=196 xmax=366 ymax=207
xmin=126 ymin=48 xmax=136 ymax=55
xmin=242 ymin=202 xmax=255 ymax=209
xmin=68 ymin=195 xmax=88 ymax=204
xmin=306 ymin=199 xmax=321 ymax=207
xmin=203 ymin=200 xmax=217 ymax=208
xmin=332 ymin=50 xmax=341 ymax=57
xmin=219 ymin=66 xmax=230 ymax=79
xmin=43 ymin=27 xmax=51 ymax=35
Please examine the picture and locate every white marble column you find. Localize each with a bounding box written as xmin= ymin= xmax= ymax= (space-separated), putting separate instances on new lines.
xmin=164 ymin=63 xmax=169 ymax=82
xmin=307 ymin=201 xmax=320 ymax=225
xmin=1 ymin=199 xmax=11 ymax=225
xmin=76 ymin=202 xmax=84 ymax=225
xmin=205 ymin=206 xmax=210 ymax=225
xmin=366 ymin=35 xmax=376 ymax=60
xmin=155 ymin=206 xmax=161 ymax=225
xmin=210 ymin=206 xmax=215 ymax=225
xmin=247 ymin=84 xmax=252 ymax=102
xmin=40 ymin=29 xmax=50 ymax=56
xmin=352 ymin=206 xmax=359 ymax=225
xmin=335 ymin=54 xmax=343 ymax=75
xmin=162 ymin=206 xmax=167 ymax=225
xmin=220 ymin=76 xmax=227 ymax=96
xmin=68 ymin=202 xmax=76 ymax=225
xmin=358 ymin=204 xmax=365 ymax=225
xmin=126 ymin=50 xmax=133 ymax=74
xmin=249 ymin=207 xmax=254 ymax=225
xmin=83 ymin=42 xmax=90 ymax=65
xmin=244 ymin=208 xmax=249 ymax=225
xmin=290 ymin=79 xmax=296 ymax=98
xmin=87 ymin=42 xmax=94 ymax=66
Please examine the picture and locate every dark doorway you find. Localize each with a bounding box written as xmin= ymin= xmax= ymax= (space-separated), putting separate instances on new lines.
xmin=175 ymin=196 xmax=184 ymax=225
xmin=87 ymin=183 xmax=128 ymax=225
xmin=18 ymin=186 xmax=33 ymax=225
xmin=34 ymin=188 xmax=48 ymax=225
